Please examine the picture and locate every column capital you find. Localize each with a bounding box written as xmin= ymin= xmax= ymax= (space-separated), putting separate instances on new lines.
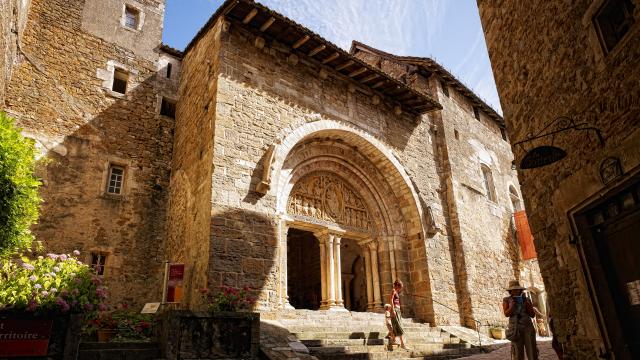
xmin=314 ymin=227 xmax=346 ymax=240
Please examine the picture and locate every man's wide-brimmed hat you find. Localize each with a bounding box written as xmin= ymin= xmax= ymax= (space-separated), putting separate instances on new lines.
xmin=506 ymin=280 xmax=526 ymax=291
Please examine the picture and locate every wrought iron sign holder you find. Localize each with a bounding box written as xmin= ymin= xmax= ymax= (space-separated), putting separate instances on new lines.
xmin=513 ymin=116 xmax=604 ymax=169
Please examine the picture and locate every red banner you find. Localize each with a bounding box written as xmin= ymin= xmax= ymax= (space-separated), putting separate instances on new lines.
xmin=0 ymin=319 xmax=52 ymax=357
xmin=514 ymin=210 xmax=537 ymax=260
xmin=166 ymin=263 xmax=185 ymax=303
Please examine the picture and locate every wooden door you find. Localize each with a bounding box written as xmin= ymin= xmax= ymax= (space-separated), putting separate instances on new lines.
xmin=576 ymin=176 xmax=640 ymax=360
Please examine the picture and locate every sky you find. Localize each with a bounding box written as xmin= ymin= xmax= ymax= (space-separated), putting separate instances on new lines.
xmin=162 ymin=0 xmax=502 ymax=113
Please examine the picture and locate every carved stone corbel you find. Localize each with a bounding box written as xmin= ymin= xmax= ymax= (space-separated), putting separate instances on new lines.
xmin=256 ymin=143 xmax=277 ymax=194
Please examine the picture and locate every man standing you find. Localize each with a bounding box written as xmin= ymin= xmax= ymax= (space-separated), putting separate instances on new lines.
xmin=503 ymin=280 xmax=538 ymax=360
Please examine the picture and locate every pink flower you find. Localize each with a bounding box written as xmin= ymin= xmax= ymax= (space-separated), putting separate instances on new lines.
xmin=26 ymin=299 xmax=38 ymax=312
xmin=59 ymin=254 xmax=68 ymax=261
xmin=22 ymin=263 xmax=35 ymax=271
xmin=84 ymin=303 xmax=94 ymax=311
xmin=73 ymin=250 xmax=81 ymax=256
xmin=98 ymin=303 xmax=107 ymax=311
xmin=47 ymin=253 xmax=58 ymax=260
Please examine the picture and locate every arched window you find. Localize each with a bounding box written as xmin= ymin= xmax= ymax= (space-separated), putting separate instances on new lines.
xmin=481 ymin=165 xmax=496 ymax=202
xmin=509 ymin=185 xmax=522 ymax=211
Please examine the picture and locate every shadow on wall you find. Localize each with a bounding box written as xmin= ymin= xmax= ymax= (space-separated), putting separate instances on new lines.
xmin=28 ymin=71 xmax=174 ymax=306
xmin=208 ymin=207 xmax=278 ymax=309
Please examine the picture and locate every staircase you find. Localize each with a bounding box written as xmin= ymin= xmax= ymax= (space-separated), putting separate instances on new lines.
xmin=270 ymin=310 xmax=486 ymax=360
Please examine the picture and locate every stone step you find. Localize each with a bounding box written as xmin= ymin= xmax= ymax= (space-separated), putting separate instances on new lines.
xmin=77 ymin=342 xmax=160 ymax=360
xmin=306 ymin=344 xmax=479 ymax=360
xmin=292 ymin=331 xmax=450 ymax=342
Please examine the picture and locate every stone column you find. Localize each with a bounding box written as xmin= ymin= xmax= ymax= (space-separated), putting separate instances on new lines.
xmin=388 ymin=235 xmax=398 ymax=282
xmin=327 ymin=233 xmax=336 ymax=308
xmin=363 ymin=242 xmax=374 ymax=311
xmin=334 ymin=234 xmax=344 ymax=307
xmin=369 ymin=241 xmax=383 ymax=311
xmin=317 ymin=232 xmax=328 ymax=309
xmin=279 ymin=219 xmax=294 ymax=309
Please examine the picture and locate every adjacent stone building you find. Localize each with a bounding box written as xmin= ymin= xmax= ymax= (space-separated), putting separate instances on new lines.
xmin=2 ymin=0 xmax=544 ymax=331
xmin=478 ymin=0 xmax=639 ymax=358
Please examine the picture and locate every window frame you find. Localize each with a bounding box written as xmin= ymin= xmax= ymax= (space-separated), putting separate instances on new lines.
xmin=123 ymin=5 xmax=140 ymax=30
xmin=440 ymin=79 xmax=449 ymax=97
xmin=112 ymin=68 xmax=128 ymax=94
xmin=592 ymin=0 xmax=636 ymax=54
xmin=106 ymin=164 xmax=125 ymax=195
xmin=90 ymin=252 xmax=108 ymax=276
xmin=159 ymin=96 xmax=176 ymax=119
xmin=473 ymin=106 xmax=481 ymax=121
xmin=481 ymin=164 xmax=497 ymax=203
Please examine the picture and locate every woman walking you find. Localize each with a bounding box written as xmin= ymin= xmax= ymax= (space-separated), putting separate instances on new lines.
xmin=389 ymin=279 xmax=411 ymax=351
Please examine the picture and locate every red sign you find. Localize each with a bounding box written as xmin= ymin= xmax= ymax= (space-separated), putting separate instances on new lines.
xmin=166 ymin=263 xmax=185 ymax=303
xmin=0 ymin=319 xmax=52 ymax=357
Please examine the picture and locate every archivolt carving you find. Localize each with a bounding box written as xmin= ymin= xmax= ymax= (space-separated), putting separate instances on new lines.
xmin=287 ymin=174 xmax=372 ymax=231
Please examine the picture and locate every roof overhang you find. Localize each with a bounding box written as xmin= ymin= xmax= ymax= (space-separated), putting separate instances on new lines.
xmin=185 ymin=0 xmax=442 ymax=116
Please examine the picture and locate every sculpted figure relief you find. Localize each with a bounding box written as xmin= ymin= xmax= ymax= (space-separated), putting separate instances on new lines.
xmin=288 ymin=174 xmax=371 ymax=231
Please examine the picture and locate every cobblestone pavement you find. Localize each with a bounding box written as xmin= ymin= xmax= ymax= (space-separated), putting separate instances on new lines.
xmin=459 ymin=339 xmax=557 ymax=359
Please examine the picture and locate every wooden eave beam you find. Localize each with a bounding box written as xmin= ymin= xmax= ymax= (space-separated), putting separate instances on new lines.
xmin=259 ymin=17 xmax=275 ymax=31
xmin=242 ymin=8 xmax=258 ymax=24
xmin=360 ymin=73 xmax=380 ymax=83
xmin=335 ymin=60 xmax=354 ymax=71
xmin=371 ymin=80 xmax=386 ymax=89
xmin=292 ymin=35 xmax=310 ymax=49
xmin=348 ymin=67 xmax=367 ymax=78
xmin=308 ymin=45 xmax=326 ymax=57
xmin=321 ymin=52 xmax=340 ymax=64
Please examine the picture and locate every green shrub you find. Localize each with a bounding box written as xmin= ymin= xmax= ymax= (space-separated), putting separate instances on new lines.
xmin=0 ymin=112 xmax=41 ymax=255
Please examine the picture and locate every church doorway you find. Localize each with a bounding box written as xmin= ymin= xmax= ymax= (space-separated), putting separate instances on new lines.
xmin=287 ymin=228 xmax=321 ymax=310
xmin=340 ymin=238 xmax=368 ymax=311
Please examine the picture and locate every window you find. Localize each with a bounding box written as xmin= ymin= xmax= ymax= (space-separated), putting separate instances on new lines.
xmin=112 ymin=68 xmax=128 ymax=94
xmin=481 ymin=165 xmax=497 ymax=202
xmin=473 ymin=106 xmax=480 ymax=121
xmin=166 ymin=63 xmax=172 ymax=79
xmin=509 ymin=185 xmax=523 ymax=211
xmin=160 ymin=97 xmax=176 ymax=119
xmin=124 ymin=6 xmax=140 ymax=30
xmin=594 ymin=0 xmax=635 ymax=54
xmin=91 ymin=253 xmax=107 ymax=275
xmin=454 ymin=129 xmax=459 ymax=140
xmin=106 ymin=165 xmax=124 ymax=194
xmin=440 ymin=79 xmax=449 ymax=97
xmin=500 ymin=127 xmax=508 ymax=141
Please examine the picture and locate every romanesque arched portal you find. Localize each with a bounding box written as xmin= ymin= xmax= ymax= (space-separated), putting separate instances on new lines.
xmin=269 ymin=120 xmax=435 ymax=320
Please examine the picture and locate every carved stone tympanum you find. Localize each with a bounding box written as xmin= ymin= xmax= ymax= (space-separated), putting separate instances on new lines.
xmin=287 ymin=174 xmax=371 ymax=231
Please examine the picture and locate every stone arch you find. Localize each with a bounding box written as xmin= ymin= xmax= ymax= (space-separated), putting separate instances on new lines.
xmin=272 ymin=120 xmax=435 ymax=321
xmin=509 ymin=184 xmax=522 ymax=211
xmin=273 ymin=120 xmax=426 ymax=238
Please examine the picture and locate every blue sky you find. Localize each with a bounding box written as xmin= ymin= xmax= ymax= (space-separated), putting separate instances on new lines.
xmin=162 ymin=0 xmax=501 ymax=113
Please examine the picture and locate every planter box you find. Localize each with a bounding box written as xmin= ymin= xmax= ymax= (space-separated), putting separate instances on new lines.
xmin=158 ymin=310 xmax=260 ymax=359
xmin=0 ymin=311 xmax=81 ymax=359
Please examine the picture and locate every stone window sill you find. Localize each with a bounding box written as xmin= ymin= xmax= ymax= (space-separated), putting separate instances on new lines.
xmin=100 ymin=193 xmax=128 ymax=202
xmin=105 ymin=89 xmax=127 ymax=99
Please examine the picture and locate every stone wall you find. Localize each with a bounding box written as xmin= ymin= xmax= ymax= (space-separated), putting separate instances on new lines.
xmin=478 ymin=0 xmax=640 ymax=357
xmin=352 ymin=48 xmax=531 ymax=328
xmin=0 ymin=0 xmax=30 ymax=106
xmin=3 ymin=0 xmax=173 ymax=306
xmin=164 ymin=20 xmax=221 ymax=308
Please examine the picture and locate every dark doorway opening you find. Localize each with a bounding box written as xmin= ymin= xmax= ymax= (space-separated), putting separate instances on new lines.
xmin=575 ymin=175 xmax=640 ymax=360
xmin=340 ymin=238 xmax=368 ymax=312
xmin=287 ymin=228 xmax=321 ymax=310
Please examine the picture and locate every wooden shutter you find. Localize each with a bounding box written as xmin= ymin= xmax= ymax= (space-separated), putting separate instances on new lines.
xmin=514 ymin=210 xmax=537 ymax=260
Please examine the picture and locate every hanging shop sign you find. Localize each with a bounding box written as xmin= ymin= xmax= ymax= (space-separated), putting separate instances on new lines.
xmin=513 ymin=116 xmax=604 ymax=170
xmin=162 ymin=263 xmax=185 ymax=303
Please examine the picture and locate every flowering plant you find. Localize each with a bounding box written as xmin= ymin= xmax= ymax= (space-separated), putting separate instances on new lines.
xmin=84 ymin=304 xmax=154 ymax=341
xmin=201 ymin=286 xmax=257 ymax=312
xmin=0 ymin=250 xmax=105 ymax=315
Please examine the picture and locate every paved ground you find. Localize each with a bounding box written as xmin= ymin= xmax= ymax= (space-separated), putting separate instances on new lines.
xmin=459 ymin=339 xmax=557 ymax=359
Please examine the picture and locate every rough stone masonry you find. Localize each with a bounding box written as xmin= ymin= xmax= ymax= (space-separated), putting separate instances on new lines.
xmin=1 ymin=0 xmax=545 ymax=332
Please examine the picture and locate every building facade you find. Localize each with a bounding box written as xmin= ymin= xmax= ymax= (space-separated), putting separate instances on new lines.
xmin=2 ymin=0 xmax=544 ymax=330
xmin=478 ymin=0 xmax=640 ymax=358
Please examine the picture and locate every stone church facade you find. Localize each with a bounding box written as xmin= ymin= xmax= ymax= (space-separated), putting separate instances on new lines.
xmin=2 ymin=0 xmax=544 ymax=328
